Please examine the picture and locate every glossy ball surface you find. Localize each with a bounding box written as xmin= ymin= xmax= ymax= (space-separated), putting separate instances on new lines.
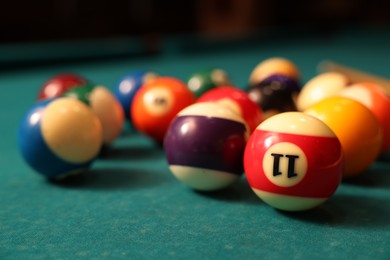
xmin=113 ymin=70 xmax=158 ymax=121
xmin=305 ymin=97 xmax=383 ymax=177
xmin=297 ymin=72 xmax=350 ymax=111
xmin=132 ymin=77 xmax=195 ymax=143
xmin=244 ymin=112 xmax=343 ymax=211
xmin=165 ymin=102 xmax=249 ymax=191
xmin=187 ymin=68 xmax=231 ymax=97
xmin=247 ymin=74 xmax=301 ymax=119
xmin=64 ymin=85 xmax=125 ymax=145
xmin=338 ymin=82 xmax=390 ymax=154
xmin=197 ymin=86 xmax=262 ymax=133
xmin=89 ymin=86 xmax=125 ymax=145
xmin=18 ymin=98 xmax=103 ymax=179
xmin=38 ymin=74 xmax=88 ymax=101
xmin=249 ymin=57 xmax=300 ymax=86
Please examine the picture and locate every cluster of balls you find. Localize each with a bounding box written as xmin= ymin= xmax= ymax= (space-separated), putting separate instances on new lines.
xmin=243 ymin=58 xmax=390 ymax=211
xmin=114 ymin=69 xmax=261 ymax=192
xmin=129 ymin=57 xmax=388 ymax=212
xmin=18 ymin=74 xmax=125 ymax=179
xmin=18 ymin=58 xmax=390 ymax=213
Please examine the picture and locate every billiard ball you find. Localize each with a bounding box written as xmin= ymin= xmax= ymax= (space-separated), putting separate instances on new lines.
xmin=187 ymin=68 xmax=231 ymax=97
xmin=18 ymin=98 xmax=103 ymax=179
xmin=37 ymin=73 xmax=88 ymax=100
xmin=113 ymin=70 xmax=158 ymax=122
xmin=64 ymin=85 xmax=125 ymax=145
xmin=305 ymin=96 xmax=383 ymax=177
xmin=337 ymin=82 xmax=390 ymax=154
xmin=249 ymin=57 xmax=300 ymax=86
xmin=197 ymin=86 xmax=262 ymax=133
xmin=165 ymin=102 xmax=249 ymax=191
xmin=244 ymin=112 xmax=343 ymax=211
xmin=131 ymin=77 xmax=195 ymax=144
xmin=89 ymin=86 xmax=125 ymax=145
xmin=296 ymin=72 xmax=350 ymax=111
xmin=246 ymin=74 xmax=301 ymax=119
xmin=62 ymin=84 xmax=94 ymax=105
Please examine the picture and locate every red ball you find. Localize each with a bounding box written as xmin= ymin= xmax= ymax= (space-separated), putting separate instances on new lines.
xmin=197 ymin=86 xmax=262 ymax=133
xmin=38 ymin=74 xmax=88 ymax=101
xmin=244 ymin=112 xmax=343 ymax=211
xmin=131 ymin=77 xmax=195 ymax=143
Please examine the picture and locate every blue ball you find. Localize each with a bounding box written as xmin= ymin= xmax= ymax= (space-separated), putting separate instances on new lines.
xmin=18 ymin=98 xmax=103 ymax=179
xmin=113 ymin=70 xmax=157 ymax=122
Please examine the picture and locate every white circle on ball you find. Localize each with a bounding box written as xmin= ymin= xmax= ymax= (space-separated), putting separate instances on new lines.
xmin=188 ymin=76 xmax=202 ymax=92
xmin=143 ymin=87 xmax=174 ymax=116
xmin=263 ymin=142 xmax=308 ymax=187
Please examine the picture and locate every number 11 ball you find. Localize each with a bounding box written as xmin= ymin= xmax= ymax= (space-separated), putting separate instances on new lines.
xmin=244 ymin=112 xmax=343 ymax=211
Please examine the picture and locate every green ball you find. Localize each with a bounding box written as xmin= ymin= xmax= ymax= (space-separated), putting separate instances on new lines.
xmin=63 ymin=85 xmax=95 ymax=105
xmin=187 ymin=68 xmax=231 ymax=97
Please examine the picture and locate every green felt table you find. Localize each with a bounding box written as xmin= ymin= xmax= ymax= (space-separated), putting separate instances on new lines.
xmin=1 ymin=27 xmax=390 ymax=259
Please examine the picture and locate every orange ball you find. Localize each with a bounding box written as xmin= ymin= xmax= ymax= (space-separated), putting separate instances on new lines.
xmin=305 ymin=97 xmax=383 ymax=177
xmin=338 ymin=82 xmax=390 ymax=154
xmin=131 ymin=77 xmax=195 ymax=143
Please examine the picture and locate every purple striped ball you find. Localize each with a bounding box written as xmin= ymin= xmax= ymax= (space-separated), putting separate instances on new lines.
xmin=164 ymin=102 xmax=249 ymax=191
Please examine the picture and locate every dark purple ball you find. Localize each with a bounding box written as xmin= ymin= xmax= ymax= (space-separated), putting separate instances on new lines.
xmin=164 ymin=102 xmax=248 ymax=191
xmin=247 ymin=74 xmax=301 ymax=115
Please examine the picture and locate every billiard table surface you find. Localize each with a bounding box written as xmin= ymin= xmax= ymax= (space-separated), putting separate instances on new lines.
xmin=1 ymin=27 xmax=390 ymax=259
